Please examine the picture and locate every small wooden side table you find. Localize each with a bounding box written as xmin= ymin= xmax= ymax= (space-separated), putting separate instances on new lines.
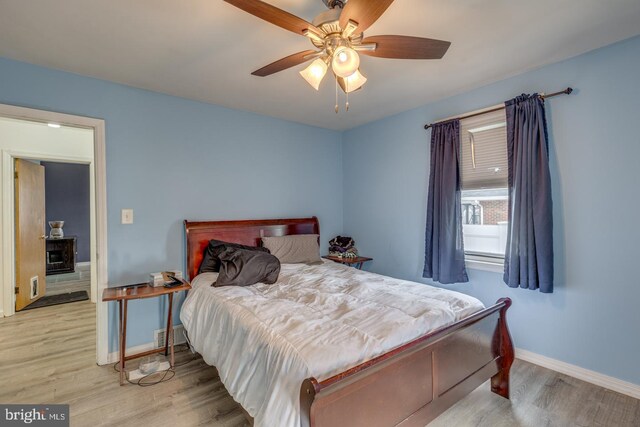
xmin=323 ymin=255 xmax=373 ymax=270
xmin=102 ymin=282 xmax=191 ymax=385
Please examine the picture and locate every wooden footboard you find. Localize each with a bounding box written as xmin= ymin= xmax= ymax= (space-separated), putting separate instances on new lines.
xmin=300 ymin=298 xmax=514 ymax=427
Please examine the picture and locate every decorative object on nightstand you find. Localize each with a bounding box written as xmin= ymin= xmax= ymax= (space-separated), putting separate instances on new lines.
xmin=326 ymin=235 xmax=371 ymax=268
xmin=102 ymin=279 xmax=191 ymax=385
xmin=323 ymin=255 xmax=372 ymax=270
xmin=149 ymin=270 xmax=184 ymax=287
xmin=328 ymin=235 xmax=358 ymax=258
xmin=48 ymin=220 xmax=65 ymax=238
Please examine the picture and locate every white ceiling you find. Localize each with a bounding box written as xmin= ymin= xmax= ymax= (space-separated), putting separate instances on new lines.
xmin=1 ymin=0 xmax=639 ymax=130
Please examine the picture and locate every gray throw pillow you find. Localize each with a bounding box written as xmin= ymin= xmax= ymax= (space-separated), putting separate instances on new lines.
xmin=214 ymin=247 xmax=280 ymax=287
xmin=199 ymin=239 xmax=270 ymax=273
xmin=261 ymin=234 xmax=322 ymax=264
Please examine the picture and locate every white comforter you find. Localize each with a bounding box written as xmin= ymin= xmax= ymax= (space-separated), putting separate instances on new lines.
xmin=180 ymin=260 xmax=484 ymax=427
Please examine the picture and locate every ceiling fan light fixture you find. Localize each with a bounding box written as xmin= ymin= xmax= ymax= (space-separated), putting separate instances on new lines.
xmin=303 ymin=29 xmax=325 ymax=44
xmin=343 ymin=69 xmax=367 ymax=92
xmin=342 ymin=20 xmax=359 ymax=38
xmin=225 ymin=0 xmax=451 ymax=112
xmin=299 ymin=58 xmax=328 ymax=90
xmin=331 ymin=46 xmax=360 ymax=78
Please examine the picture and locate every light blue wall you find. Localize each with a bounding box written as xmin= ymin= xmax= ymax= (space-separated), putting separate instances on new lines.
xmin=2 ymin=35 xmax=639 ymax=384
xmin=342 ymin=35 xmax=640 ymax=385
xmin=0 ymin=57 xmax=343 ymax=352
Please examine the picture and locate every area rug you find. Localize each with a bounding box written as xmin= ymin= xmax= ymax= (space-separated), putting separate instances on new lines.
xmin=23 ymin=290 xmax=89 ymax=310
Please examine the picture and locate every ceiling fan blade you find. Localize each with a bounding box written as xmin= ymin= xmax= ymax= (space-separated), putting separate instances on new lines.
xmin=360 ymin=35 xmax=451 ymax=59
xmin=224 ymin=0 xmax=321 ymax=36
xmin=252 ymin=50 xmax=317 ymax=77
xmin=339 ymin=0 xmax=395 ymax=34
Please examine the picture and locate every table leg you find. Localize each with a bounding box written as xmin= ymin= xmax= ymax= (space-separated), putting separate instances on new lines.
xmin=119 ymin=299 xmax=128 ymax=386
xmin=165 ymin=293 xmax=175 ymax=368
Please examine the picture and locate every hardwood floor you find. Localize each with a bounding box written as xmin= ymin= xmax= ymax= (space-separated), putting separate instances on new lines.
xmin=430 ymin=364 xmax=640 ymax=427
xmin=0 ymin=301 xmax=638 ymax=427
xmin=45 ymin=266 xmax=91 ymax=297
xmin=0 ymin=301 xmax=247 ymax=427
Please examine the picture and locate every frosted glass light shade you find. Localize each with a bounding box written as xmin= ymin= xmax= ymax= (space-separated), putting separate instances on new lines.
xmin=331 ymin=46 xmax=360 ymax=78
xmin=299 ymin=58 xmax=328 ymax=90
xmin=343 ymin=69 xmax=367 ymax=93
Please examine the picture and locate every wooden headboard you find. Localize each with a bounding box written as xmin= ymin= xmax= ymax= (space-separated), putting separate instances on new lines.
xmin=184 ymin=217 xmax=320 ymax=280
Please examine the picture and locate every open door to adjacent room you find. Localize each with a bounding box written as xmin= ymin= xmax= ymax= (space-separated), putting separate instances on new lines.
xmin=14 ymin=158 xmax=46 ymax=311
xmin=0 ymin=104 xmax=108 ymax=365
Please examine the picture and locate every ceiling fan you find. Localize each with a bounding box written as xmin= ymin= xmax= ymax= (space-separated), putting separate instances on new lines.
xmin=224 ymin=0 xmax=451 ymax=110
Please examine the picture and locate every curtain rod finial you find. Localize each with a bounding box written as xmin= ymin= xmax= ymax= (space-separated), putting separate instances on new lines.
xmin=566 ymin=87 xmax=573 ymax=94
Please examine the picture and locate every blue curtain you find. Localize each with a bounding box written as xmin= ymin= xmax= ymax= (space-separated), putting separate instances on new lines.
xmin=504 ymin=94 xmax=554 ymax=293
xmin=423 ymin=119 xmax=469 ymax=284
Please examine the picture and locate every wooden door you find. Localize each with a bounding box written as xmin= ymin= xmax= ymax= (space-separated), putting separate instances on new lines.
xmin=15 ymin=159 xmax=46 ymax=311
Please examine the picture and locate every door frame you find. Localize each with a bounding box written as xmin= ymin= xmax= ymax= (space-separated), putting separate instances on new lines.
xmin=0 ymin=104 xmax=109 ymax=365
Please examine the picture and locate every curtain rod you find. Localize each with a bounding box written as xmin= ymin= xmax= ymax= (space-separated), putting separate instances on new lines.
xmin=423 ymin=87 xmax=573 ymax=130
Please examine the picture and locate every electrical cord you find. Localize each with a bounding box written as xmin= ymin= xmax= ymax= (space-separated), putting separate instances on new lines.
xmin=112 ymin=360 xmax=176 ymax=386
xmin=112 ymin=344 xmax=197 ymax=387
xmin=137 ymin=369 xmax=175 ymax=387
xmin=172 ymin=343 xmax=198 ymax=367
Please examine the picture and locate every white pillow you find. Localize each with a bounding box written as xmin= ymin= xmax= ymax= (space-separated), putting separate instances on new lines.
xmin=261 ymin=234 xmax=322 ymax=264
xmin=191 ymin=272 xmax=219 ymax=289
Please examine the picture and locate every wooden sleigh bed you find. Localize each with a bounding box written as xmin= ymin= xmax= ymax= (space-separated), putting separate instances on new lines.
xmin=184 ymin=216 xmax=514 ymax=427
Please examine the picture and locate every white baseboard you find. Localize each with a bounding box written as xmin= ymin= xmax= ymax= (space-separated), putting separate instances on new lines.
xmin=76 ymin=262 xmax=91 ymax=271
xmin=516 ymin=348 xmax=640 ymax=399
xmin=105 ymin=328 xmax=187 ymax=365
xmin=107 ymin=342 xmax=153 ymax=364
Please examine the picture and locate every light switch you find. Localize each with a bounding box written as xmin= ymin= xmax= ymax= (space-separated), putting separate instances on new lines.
xmin=121 ymin=209 xmax=134 ymax=224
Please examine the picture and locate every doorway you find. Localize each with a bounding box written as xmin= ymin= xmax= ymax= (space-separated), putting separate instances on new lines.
xmin=14 ymin=159 xmax=92 ymax=311
xmin=0 ymin=104 xmax=108 ymax=365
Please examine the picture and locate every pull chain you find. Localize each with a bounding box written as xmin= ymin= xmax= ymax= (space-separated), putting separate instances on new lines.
xmin=335 ymin=77 xmax=339 ymax=114
xmin=346 ymin=85 xmax=350 ymax=112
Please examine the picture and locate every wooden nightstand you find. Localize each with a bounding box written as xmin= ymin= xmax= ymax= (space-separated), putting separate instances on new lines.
xmin=323 ymin=255 xmax=373 ymax=270
xmin=102 ymin=281 xmax=191 ymax=385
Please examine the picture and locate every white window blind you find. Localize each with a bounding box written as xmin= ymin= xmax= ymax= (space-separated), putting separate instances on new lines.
xmin=460 ymin=109 xmax=508 ymax=190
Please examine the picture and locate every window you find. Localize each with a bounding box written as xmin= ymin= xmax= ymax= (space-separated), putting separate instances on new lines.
xmin=459 ymin=109 xmax=509 ymax=263
xmin=461 ymin=202 xmax=482 ymax=225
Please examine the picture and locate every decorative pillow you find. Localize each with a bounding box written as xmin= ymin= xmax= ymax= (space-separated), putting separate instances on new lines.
xmin=214 ymin=247 xmax=280 ymax=287
xmin=199 ymin=239 xmax=269 ymax=273
xmin=261 ymin=234 xmax=322 ymax=264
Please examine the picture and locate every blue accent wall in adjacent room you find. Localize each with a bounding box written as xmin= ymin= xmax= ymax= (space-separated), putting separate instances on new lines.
xmin=43 ymin=161 xmax=91 ymax=262
xmin=0 ymin=57 xmax=343 ymax=353
xmin=342 ymin=36 xmax=640 ymax=386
